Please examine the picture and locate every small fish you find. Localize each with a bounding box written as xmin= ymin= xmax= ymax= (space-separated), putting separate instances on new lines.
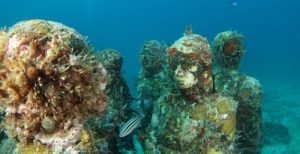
xmin=119 ymin=114 xmax=145 ymax=138
xmin=230 ymin=0 xmax=239 ymax=7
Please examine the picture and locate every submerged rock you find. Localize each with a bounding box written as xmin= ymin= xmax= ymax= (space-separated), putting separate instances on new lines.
xmin=263 ymin=122 xmax=290 ymax=146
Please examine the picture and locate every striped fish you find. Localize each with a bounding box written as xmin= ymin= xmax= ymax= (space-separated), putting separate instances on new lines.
xmin=119 ymin=114 xmax=145 ymax=138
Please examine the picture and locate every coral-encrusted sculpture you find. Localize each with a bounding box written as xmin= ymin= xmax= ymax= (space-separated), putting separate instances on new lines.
xmin=139 ymin=40 xmax=167 ymax=78
xmin=95 ymin=49 xmax=132 ymax=105
xmin=137 ymin=40 xmax=169 ymax=101
xmin=213 ymin=31 xmax=263 ymax=154
xmin=0 ymin=20 xmax=107 ymax=153
xmin=86 ymin=49 xmax=132 ymax=153
xmin=142 ymin=31 xmax=238 ymax=153
xmin=213 ymin=31 xmax=244 ymax=70
xmin=167 ymin=33 xmax=213 ymax=99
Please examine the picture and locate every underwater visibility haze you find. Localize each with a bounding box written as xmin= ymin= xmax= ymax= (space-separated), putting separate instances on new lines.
xmin=0 ymin=0 xmax=299 ymax=153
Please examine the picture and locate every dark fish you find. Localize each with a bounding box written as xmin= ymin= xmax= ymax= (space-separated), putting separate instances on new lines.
xmin=119 ymin=114 xmax=145 ymax=137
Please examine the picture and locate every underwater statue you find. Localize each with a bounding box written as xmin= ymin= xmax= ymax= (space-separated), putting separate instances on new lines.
xmin=115 ymin=40 xmax=169 ymax=153
xmin=87 ymin=48 xmax=133 ymax=153
xmin=141 ymin=32 xmax=239 ymax=153
xmin=136 ymin=40 xmax=170 ymax=107
xmin=213 ymin=31 xmax=263 ymax=154
xmin=0 ymin=20 xmax=108 ymax=153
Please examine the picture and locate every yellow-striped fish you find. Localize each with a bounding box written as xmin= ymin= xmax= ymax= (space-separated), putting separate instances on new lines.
xmin=119 ymin=114 xmax=145 ymax=138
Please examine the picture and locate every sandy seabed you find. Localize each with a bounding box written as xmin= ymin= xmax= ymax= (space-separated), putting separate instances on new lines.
xmin=262 ymin=79 xmax=300 ymax=154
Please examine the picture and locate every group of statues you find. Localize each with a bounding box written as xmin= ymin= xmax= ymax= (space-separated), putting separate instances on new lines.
xmin=99 ymin=29 xmax=262 ymax=154
xmin=0 ymin=20 xmax=262 ymax=154
xmin=135 ymin=30 xmax=263 ymax=154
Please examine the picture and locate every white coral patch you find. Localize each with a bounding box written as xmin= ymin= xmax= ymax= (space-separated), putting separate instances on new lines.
xmin=221 ymin=114 xmax=228 ymax=120
xmin=189 ymin=65 xmax=198 ymax=72
xmin=7 ymin=35 xmax=21 ymax=56
xmin=69 ymin=54 xmax=79 ymax=66
xmin=35 ymin=124 xmax=82 ymax=154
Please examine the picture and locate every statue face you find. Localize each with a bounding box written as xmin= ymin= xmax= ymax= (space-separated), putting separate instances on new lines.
xmin=168 ymin=34 xmax=214 ymax=95
xmin=174 ymin=63 xmax=199 ymax=89
xmin=171 ymin=56 xmax=213 ymax=95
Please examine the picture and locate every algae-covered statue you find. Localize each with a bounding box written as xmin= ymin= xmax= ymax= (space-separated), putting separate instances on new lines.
xmin=0 ymin=20 xmax=108 ymax=153
xmin=213 ymin=31 xmax=263 ymax=154
xmin=136 ymin=40 xmax=171 ymax=118
xmin=142 ymin=31 xmax=239 ymax=153
xmin=88 ymin=49 xmax=133 ymax=153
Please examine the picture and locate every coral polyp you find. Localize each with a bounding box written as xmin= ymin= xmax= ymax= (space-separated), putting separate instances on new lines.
xmin=41 ymin=117 xmax=56 ymax=133
xmin=0 ymin=20 xmax=107 ymax=153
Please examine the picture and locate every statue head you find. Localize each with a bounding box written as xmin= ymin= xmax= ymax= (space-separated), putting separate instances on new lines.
xmin=213 ymin=31 xmax=244 ymax=70
xmin=167 ymin=33 xmax=213 ymax=97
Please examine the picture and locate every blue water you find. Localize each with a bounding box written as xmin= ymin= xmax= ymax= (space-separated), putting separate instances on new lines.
xmin=1 ymin=0 xmax=300 ymax=153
